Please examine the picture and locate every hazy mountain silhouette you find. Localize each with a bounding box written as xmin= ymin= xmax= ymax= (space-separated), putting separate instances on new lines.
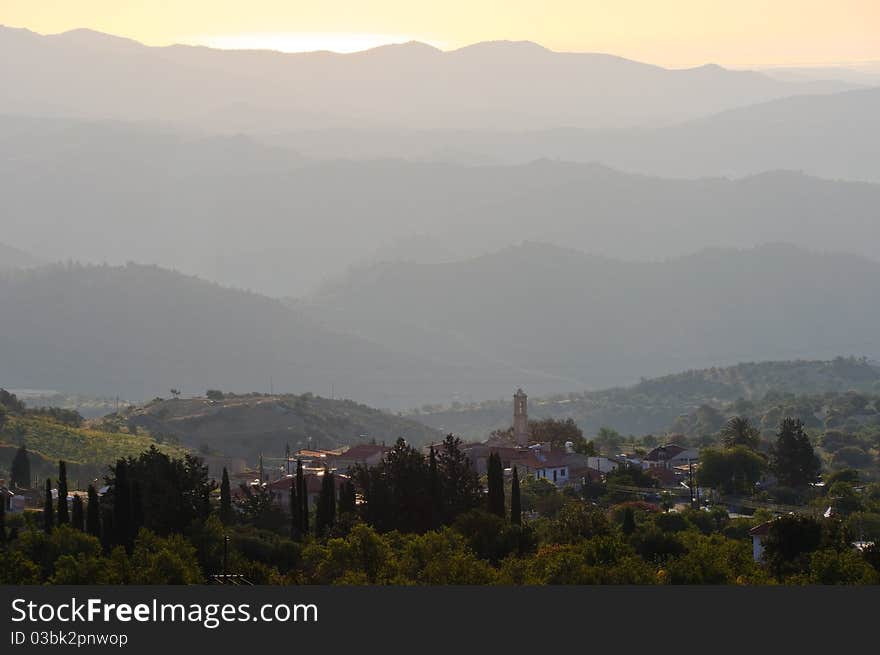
xmin=4 ymin=114 xmax=880 ymax=296
xmin=0 ymin=25 xmax=856 ymax=131
xmin=265 ymin=86 xmax=880 ymax=181
xmin=0 ymin=241 xmax=42 ymax=270
xmin=2 ymin=245 xmax=880 ymax=410
xmin=306 ymin=242 xmax=880 ymax=395
xmin=0 ymin=263 xmax=516 ymax=409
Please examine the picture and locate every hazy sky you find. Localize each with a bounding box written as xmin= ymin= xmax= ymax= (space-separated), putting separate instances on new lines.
xmin=3 ymin=0 xmax=880 ymax=67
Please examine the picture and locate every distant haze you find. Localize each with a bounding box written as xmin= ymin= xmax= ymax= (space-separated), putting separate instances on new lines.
xmin=4 ymin=1 xmax=880 ymax=67
xmin=2 ymin=24 xmax=880 ymax=409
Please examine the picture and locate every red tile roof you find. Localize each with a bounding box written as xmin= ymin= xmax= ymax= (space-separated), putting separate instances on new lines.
xmin=334 ymin=444 xmax=390 ymax=460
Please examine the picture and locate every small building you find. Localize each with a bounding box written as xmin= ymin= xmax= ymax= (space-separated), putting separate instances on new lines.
xmin=327 ymin=444 xmax=390 ymax=472
xmin=748 ymin=520 xmax=773 ymax=562
xmin=643 ymin=443 xmax=699 ymax=470
xmin=264 ymin=472 xmax=350 ymax=511
xmin=587 ymin=456 xmax=621 ymax=473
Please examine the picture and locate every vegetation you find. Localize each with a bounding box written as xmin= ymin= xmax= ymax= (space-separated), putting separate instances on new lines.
xmin=408 ymin=358 xmax=880 ymax=438
xmin=121 ymin=392 xmax=441 ymax=462
xmin=0 ymin=390 xmax=187 ymax=483
xmin=2 ymin=428 xmax=878 ymax=585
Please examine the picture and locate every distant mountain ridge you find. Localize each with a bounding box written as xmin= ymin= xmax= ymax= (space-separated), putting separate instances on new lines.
xmin=0 ymin=25 xmax=856 ymax=131
xmin=3 ymin=246 xmax=880 ymax=412
xmin=407 ymin=357 xmax=880 ymax=439
xmin=267 ymin=87 xmax=880 ymax=182
xmin=4 ymin=115 xmax=880 ymax=296
xmin=0 ymin=262 xmax=528 ymax=409
xmin=306 ymin=242 xmax=880 ymax=399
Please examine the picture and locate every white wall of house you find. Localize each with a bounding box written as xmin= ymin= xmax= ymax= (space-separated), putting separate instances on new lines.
xmin=587 ymin=457 xmax=619 ymax=473
xmin=535 ymin=466 xmax=569 ymax=485
xmin=752 ymin=535 xmax=765 ymax=562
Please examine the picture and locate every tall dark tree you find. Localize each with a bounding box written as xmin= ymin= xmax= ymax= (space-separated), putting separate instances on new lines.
xmin=428 ymin=446 xmax=442 ymax=529
xmin=438 ymin=434 xmax=482 ymax=524
xmin=10 ymin=445 xmax=31 ymax=489
xmin=771 ymin=417 xmax=821 ymax=487
xmin=43 ymin=479 xmax=54 ymax=533
xmin=56 ymin=460 xmax=69 ymax=525
xmin=296 ymin=459 xmax=309 ymax=536
xmin=71 ymin=494 xmax=85 ymax=531
xmin=338 ymin=478 xmax=357 ymax=515
xmin=100 ymin=504 xmax=114 ymax=553
xmin=219 ymin=467 xmax=233 ymax=525
xmin=0 ymin=489 xmax=6 ymax=543
xmin=130 ymin=480 xmax=144 ymax=538
xmin=107 ymin=447 xmax=213 ymax=537
xmin=112 ymin=459 xmax=132 ymax=550
xmin=487 ymin=452 xmax=505 ymax=517
xmin=86 ymin=485 xmax=101 ymax=538
xmin=289 ymin=476 xmax=300 ymax=540
xmin=510 ymin=466 xmax=522 ymax=526
xmin=315 ymin=469 xmax=336 ymax=536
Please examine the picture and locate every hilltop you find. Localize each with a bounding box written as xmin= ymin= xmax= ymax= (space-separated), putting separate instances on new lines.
xmin=120 ymin=392 xmax=443 ymax=463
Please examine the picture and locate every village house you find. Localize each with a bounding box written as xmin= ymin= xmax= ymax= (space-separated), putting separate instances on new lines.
xmin=326 ymin=443 xmax=390 ymax=472
xmin=643 ymin=443 xmax=699 ymax=470
xmin=264 ymin=471 xmax=350 ymax=511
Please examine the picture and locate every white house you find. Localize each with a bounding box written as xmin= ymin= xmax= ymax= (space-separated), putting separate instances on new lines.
xmin=643 ymin=444 xmax=699 ymax=470
xmin=587 ymin=456 xmax=620 ymax=473
xmin=748 ymin=520 xmax=773 ymax=562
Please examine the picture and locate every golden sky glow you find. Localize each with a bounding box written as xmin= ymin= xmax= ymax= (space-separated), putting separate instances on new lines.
xmin=3 ymin=0 xmax=880 ymax=67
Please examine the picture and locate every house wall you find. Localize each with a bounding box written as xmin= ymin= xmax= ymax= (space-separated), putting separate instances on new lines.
xmin=752 ymin=535 xmax=765 ymax=562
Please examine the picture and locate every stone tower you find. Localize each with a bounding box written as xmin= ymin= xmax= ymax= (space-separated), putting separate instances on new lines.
xmin=513 ymin=388 xmax=528 ymax=446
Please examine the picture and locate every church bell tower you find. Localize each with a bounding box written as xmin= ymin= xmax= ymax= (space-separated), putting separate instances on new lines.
xmin=513 ymin=388 xmax=528 ymax=446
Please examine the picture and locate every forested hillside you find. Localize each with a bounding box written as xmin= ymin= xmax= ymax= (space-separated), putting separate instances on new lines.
xmin=409 ymin=358 xmax=880 ymax=438
xmin=120 ymin=393 xmax=442 ymax=462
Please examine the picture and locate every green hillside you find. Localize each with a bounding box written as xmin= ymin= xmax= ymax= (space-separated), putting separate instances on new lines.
xmin=0 ymin=414 xmax=187 ymax=486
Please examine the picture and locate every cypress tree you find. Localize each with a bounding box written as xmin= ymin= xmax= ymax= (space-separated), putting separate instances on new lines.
xmin=487 ymin=452 xmax=505 ymax=517
xmin=296 ymin=459 xmax=308 ymax=536
xmin=100 ymin=504 xmax=114 ymax=553
xmin=43 ymin=479 xmax=54 ymax=533
xmin=71 ymin=494 xmax=85 ymax=531
xmin=86 ymin=485 xmax=101 ymax=539
xmin=428 ymin=446 xmax=442 ymax=529
xmin=112 ymin=460 xmax=132 ymax=550
xmin=11 ymin=445 xmax=30 ymax=489
xmin=511 ymin=466 xmax=522 ymax=526
xmin=316 ymin=469 xmax=336 ymax=536
xmin=289 ymin=476 xmax=300 ymax=540
xmin=130 ymin=480 xmax=144 ymax=539
xmin=0 ymin=490 xmax=6 ymax=543
xmin=56 ymin=460 xmax=69 ymax=525
xmin=339 ymin=478 xmax=357 ymax=515
xmin=220 ymin=467 xmax=233 ymax=525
